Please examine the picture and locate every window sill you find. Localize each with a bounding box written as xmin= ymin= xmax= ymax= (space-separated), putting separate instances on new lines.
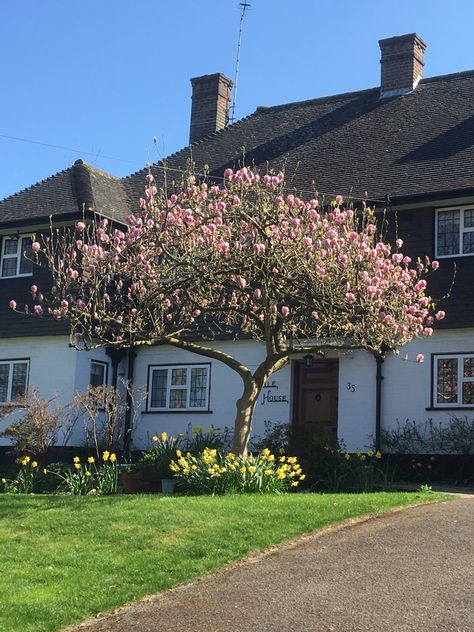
xmin=0 ymin=274 xmax=33 ymax=279
xmin=425 ymin=406 xmax=474 ymax=411
xmin=142 ymin=410 xmax=213 ymax=415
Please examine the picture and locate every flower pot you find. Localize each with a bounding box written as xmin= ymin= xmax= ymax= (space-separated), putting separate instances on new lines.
xmin=161 ymin=478 xmax=176 ymax=494
xmin=121 ymin=471 xmax=144 ymax=494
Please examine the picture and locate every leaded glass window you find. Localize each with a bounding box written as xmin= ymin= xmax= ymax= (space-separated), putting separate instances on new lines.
xmin=436 ymin=207 xmax=474 ymax=257
xmin=0 ymin=360 xmax=29 ymax=402
xmin=148 ymin=365 xmax=210 ymax=411
xmin=434 ymin=354 xmax=474 ymax=407
xmin=0 ymin=236 xmax=33 ymax=277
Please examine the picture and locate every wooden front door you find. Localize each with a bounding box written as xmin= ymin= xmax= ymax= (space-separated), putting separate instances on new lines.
xmin=292 ymin=360 xmax=339 ymax=441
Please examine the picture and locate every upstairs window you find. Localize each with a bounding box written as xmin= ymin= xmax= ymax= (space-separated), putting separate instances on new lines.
xmin=147 ymin=364 xmax=210 ymax=412
xmin=0 ymin=236 xmax=33 ymax=277
xmin=433 ymin=354 xmax=474 ymax=407
xmin=0 ymin=359 xmax=29 ymax=403
xmin=436 ymin=207 xmax=474 ymax=257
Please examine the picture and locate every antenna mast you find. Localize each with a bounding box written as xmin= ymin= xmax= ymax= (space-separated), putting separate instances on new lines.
xmin=229 ymin=1 xmax=251 ymax=124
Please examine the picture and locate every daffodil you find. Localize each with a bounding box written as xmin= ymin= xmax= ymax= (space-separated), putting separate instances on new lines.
xmin=31 ymin=461 xmax=38 ymax=468
xmin=375 ymin=450 xmax=382 ymax=459
xmin=109 ymin=453 xmax=117 ymax=463
xmin=87 ymin=456 xmax=95 ymax=464
xmin=1 ymin=478 xmax=6 ymax=484
xmin=73 ymin=456 xmax=80 ymax=463
xmin=74 ymin=463 xmax=81 ymax=470
xmin=161 ymin=432 xmax=167 ymax=441
xmin=192 ymin=425 xmax=202 ymax=434
xmin=85 ymin=470 xmax=91 ymax=477
xmin=152 ymin=435 xmax=159 ymax=442
xmin=344 ymin=453 xmax=351 ymax=460
xmin=102 ymin=451 xmax=110 ymax=461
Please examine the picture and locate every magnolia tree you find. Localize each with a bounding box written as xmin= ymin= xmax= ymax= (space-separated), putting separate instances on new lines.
xmin=11 ymin=167 xmax=445 ymax=454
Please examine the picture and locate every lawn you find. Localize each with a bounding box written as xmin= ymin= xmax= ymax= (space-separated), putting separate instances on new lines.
xmin=0 ymin=491 xmax=446 ymax=632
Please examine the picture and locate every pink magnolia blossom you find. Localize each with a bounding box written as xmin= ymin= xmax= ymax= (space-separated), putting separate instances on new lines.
xmin=31 ymin=242 xmax=41 ymax=252
xmin=416 ymin=354 xmax=425 ymax=363
xmin=435 ymin=310 xmax=445 ymax=320
xmin=281 ymin=306 xmax=290 ymax=317
xmin=9 ymin=300 xmax=16 ymax=310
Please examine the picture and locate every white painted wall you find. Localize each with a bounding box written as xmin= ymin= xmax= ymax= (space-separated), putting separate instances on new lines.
xmin=0 ymin=336 xmax=77 ymax=445
xmin=2 ymin=329 xmax=472 ymax=452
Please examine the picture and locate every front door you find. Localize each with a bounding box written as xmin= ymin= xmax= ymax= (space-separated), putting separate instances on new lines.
xmin=292 ymin=360 xmax=339 ymax=441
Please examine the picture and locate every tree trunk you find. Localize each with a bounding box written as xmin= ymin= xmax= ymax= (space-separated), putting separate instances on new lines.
xmin=231 ymin=378 xmax=262 ymax=455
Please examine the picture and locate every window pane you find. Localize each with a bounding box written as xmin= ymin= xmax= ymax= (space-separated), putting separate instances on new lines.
xmin=464 ymin=210 xmax=474 ymax=228
xmin=0 ymin=364 xmax=10 ymax=402
xmin=463 ymin=358 xmax=474 ymax=378
xmin=462 ymin=231 xmax=474 ymax=254
xmin=170 ymin=388 xmax=187 ymax=408
xmin=90 ymin=362 xmax=106 ymax=388
xmin=151 ymin=369 xmax=167 ymax=408
xmin=19 ymin=238 xmax=32 ymax=274
xmin=462 ymin=382 xmax=474 ymax=405
xmin=171 ymin=368 xmax=187 ymax=386
xmin=190 ymin=367 xmax=208 ymax=407
xmin=437 ymin=358 xmax=458 ymax=404
xmin=437 ymin=210 xmax=460 ymax=256
xmin=1 ymin=257 xmax=17 ymax=277
xmin=11 ymin=363 xmax=28 ymax=401
xmin=3 ymin=238 xmax=19 ymax=255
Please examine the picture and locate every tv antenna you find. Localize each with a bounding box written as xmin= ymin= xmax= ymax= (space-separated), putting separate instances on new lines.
xmin=229 ymin=1 xmax=251 ymax=124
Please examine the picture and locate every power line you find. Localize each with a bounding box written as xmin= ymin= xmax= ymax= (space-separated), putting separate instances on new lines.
xmin=0 ymin=132 xmax=137 ymax=165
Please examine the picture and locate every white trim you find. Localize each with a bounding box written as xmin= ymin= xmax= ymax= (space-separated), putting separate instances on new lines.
xmin=147 ymin=363 xmax=210 ymax=412
xmin=433 ymin=353 xmax=474 ymax=407
xmin=435 ymin=205 xmax=474 ymax=258
xmin=0 ymin=235 xmax=33 ymax=278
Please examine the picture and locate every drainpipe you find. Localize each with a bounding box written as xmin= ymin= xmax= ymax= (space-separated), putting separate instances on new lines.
xmin=375 ymin=354 xmax=384 ymax=451
xmin=105 ymin=347 xmax=126 ymax=391
xmin=124 ymin=347 xmax=136 ymax=453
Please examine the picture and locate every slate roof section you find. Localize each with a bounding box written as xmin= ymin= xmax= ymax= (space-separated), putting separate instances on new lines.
xmin=123 ymin=69 xmax=474 ymax=204
xmin=0 ymin=160 xmax=131 ymax=228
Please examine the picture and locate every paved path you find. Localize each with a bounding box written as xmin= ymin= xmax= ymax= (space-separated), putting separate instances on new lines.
xmin=70 ymin=498 xmax=474 ymax=632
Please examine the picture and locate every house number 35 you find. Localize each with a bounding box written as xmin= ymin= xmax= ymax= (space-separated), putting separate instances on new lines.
xmin=346 ymin=382 xmax=356 ymax=392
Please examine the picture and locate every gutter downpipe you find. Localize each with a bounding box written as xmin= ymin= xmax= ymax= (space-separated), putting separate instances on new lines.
xmin=375 ymin=354 xmax=384 ymax=452
xmin=124 ymin=347 xmax=136 ymax=453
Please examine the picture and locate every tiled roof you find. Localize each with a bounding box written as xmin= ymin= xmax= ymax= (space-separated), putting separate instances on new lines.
xmin=124 ymin=69 xmax=474 ymax=205
xmin=2 ymin=69 xmax=474 ymax=222
xmin=0 ymin=160 xmax=131 ymax=227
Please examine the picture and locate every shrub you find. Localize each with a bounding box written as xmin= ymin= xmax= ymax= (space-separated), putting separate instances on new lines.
xmin=0 ymin=387 xmax=79 ymax=455
xmin=170 ymin=448 xmax=305 ymax=495
xmin=381 ymin=416 xmax=474 ymax=454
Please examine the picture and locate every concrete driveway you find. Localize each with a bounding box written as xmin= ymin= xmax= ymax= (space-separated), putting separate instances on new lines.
xmin=70 ymin=497 xmax=473 ymax=632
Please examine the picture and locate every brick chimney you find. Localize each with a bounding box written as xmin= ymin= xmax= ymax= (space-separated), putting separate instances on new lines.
xmin=379 ymin=33 xmax=427 ymax=98
xmin=189 ymin=73 xmax=233 ymax=144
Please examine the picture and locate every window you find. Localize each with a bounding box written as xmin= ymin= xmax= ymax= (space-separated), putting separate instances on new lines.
xmin=148 ymin=364 xmax=210 ymax=411
xmin=0 ymin=359 xmax=29 ymax=403
xmin=0 ymin=236 xmax=33 ymax=277
xmin=90 ymin=361 xmax=108 ymax=388
xmin=433 ymin=354 xmax=474 ymax=407
xmin=436 ymin=207 xmax=474 ymax=257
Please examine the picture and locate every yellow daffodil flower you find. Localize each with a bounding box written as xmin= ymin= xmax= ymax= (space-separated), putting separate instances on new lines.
xmin=74 ymin=463 xmax=81 ymax=470
xmin=375 ymin=450 xmax=382 ymax=459
xmin=192 ymin=425 xmax=202 ymax=433
xmin=73 ymin=456 xmax=80 ymax=463
xmin=85 ymin=470 xmax=91 ymax=477
xmin=87 ymin=456 xmax=95 ymax=464
xmin=344 ymin=453 xmax=351 ymax=460
xmin=291 ymin=481 xmax=299 ymax=487
xmin=102 ymin=451 xmax=110 ymax=461
xmin=161 ymin=432 xmax=167 ymax=441
xmin=109 ymin=453 xmax=117 ymax=463
xmin=31 ymin=461 xmax=38 ymax=468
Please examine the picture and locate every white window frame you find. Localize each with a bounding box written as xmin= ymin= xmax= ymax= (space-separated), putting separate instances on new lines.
xmin=0 ymin=359 xmax=30 ymax=403
xmin=432 ymin=353 xmax=474 ymax=408
xmin=435 ymin=206 xmax=474 ymax=258
xmin=89 ymin=360 xmax=108 ymax=388
xmin=0 ymin=234 xmax=33 ymax=278
xmin=147 ymin=364 xmax=211 ymax=412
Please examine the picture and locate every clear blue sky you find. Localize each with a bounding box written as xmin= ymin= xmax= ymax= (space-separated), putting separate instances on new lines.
xmin=1 ymin=0 xmax=473 ymax=200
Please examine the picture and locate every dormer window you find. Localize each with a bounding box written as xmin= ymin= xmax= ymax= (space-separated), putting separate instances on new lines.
xmin=436 ymin=206 xmax=474 ymax=257
xmin=0 ymin=235 xmax=33 ymax=278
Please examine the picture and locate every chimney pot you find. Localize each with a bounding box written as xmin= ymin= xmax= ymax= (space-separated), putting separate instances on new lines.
xmin=379 ymin=33 xmax=427 ymax=98
xmin=189 ymin=73 xmax=233 ymax=144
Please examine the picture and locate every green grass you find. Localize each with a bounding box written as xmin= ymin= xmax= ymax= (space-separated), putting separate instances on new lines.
xmin=0 ymin=491 xmax=446 ymax=632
